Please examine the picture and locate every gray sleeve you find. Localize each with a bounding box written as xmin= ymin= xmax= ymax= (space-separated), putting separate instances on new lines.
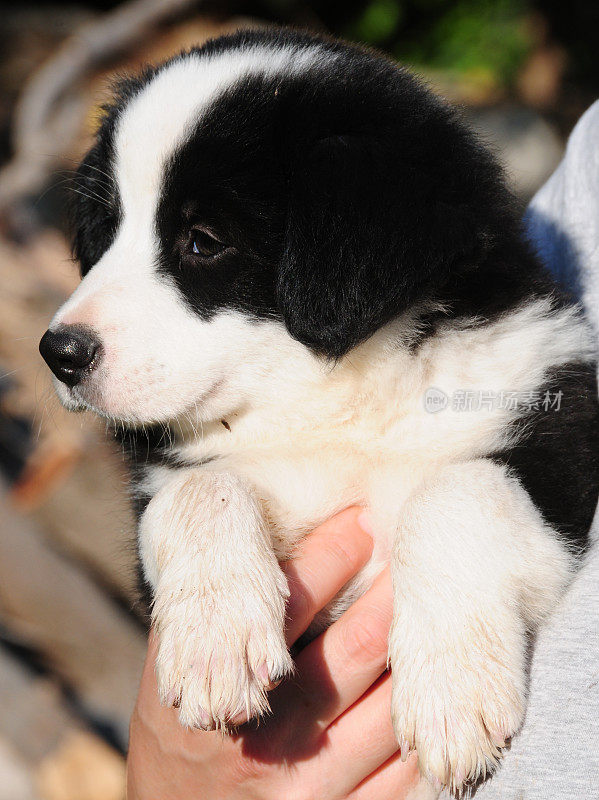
xmin=471 ymin=531 xmax=599 ymax=799
xmin=443 ymin=100 xmax=599 ymax=799
xmin=525 ymin=100 xmax=599 ymax=341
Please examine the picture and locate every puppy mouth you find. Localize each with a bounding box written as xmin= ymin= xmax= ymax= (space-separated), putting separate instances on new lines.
xmin=52 ymin=379 xmax=90 ymax=413
xmin=55 ymin=375 xmax=226 ymax=429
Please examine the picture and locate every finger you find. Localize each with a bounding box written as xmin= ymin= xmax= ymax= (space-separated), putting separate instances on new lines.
xmin=282 ymin=566 xmax=393 ymax=728
xmin=324 ymin=672 xmax=402 ymax=796
xmin=283 ymin=507 xmax=373 ymax=646
xmin=346 ymin=751 xmax=422 ymax=800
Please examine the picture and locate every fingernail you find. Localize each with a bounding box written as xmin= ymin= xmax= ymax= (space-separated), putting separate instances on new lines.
xmin=229 ymin=711 xmax=248 ymax=727
xmin=197 ymin=709 xmax=212 ymax=729
xmin=357 ymin=510 xmax=374 ymax=536
xmin=165 ymin=688 xmax=179 ymax=707
xmin=257 ymin=663 xmax=270 ymax=685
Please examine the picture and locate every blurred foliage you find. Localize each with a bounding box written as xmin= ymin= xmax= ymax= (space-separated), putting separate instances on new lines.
xmin=345 ymin=0 xmax=533 ymax=90
xmin=1 ymin=0 xmax=598 ymax=123
xmin=346 ymin=0 xmax=404 ymax=43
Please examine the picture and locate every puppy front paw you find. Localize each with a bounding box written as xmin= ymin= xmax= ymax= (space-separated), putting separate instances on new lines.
xmin=389 ymin=624 xmax=526 ymax=794
xmin=154 ymin=573 xmax=293 ymax=730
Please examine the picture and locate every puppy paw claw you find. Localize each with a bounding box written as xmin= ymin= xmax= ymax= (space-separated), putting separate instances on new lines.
xmin=154 ymin=581 xmax=292 ymax=731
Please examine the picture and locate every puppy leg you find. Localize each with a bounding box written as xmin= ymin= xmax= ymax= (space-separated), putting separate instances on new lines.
xmin=139 ymin=469 xmax=293 ymax=730
xmin=388 ymin=459 xmax=572 ymax=794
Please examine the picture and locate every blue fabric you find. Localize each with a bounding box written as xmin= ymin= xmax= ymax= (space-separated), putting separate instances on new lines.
xmin=524 ymin=207 xmax=583 ymax=299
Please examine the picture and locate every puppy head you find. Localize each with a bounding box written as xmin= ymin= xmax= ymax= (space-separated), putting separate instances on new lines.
xmin=40 ymin=28 xmax=504 ymax=426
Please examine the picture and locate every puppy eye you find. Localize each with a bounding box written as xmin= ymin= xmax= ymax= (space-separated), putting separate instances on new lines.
xmin=189 ymin=228 xmax=227 ymax=259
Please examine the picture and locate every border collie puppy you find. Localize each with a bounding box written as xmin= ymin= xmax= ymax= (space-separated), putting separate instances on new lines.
xmin=39 ymin=28 xmax=599 ymax=793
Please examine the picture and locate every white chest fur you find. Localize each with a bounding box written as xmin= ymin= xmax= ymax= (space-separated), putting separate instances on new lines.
xmin=138 ymin=298 xmax=591 ymax=560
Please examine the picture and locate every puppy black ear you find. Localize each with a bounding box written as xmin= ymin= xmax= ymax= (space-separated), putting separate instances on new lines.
xmin=277 ymin=130 xmax=488 ymax=358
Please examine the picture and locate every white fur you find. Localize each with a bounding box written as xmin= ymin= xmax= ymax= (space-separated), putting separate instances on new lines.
xmin=139 ymin=469 xmax=292 ymax=729
xmin=388 ymin=459 xmax=571 ymax=791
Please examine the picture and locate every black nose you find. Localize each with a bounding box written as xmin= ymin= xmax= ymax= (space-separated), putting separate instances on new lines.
xmin=39 ymin=326 xmax=101 ymax=387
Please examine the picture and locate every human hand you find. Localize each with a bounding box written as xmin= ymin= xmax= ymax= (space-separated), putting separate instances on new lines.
xmin=127 ymin=508 xmax=422 ymax=799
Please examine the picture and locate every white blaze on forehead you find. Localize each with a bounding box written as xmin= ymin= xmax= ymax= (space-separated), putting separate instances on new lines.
xmin=114 ymin=44 xmax=323 ymax=218
xmin=53 ymin=44 xmax=324 ymax=324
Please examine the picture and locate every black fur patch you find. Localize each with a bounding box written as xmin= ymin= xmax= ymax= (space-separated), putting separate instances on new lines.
xmin=114 ymin=423 xmax=175 ymax=470
xmin=150 ymin=28 xmax=557 ymax=357
xmin=155 ymin=72 xmax=286 ymax=322
xmin=494 ymin=361 xmax=599 ymax=551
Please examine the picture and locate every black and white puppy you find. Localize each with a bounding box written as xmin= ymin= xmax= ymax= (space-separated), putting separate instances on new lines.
xmin=39 ymin=28 xmax=599 ymax=793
